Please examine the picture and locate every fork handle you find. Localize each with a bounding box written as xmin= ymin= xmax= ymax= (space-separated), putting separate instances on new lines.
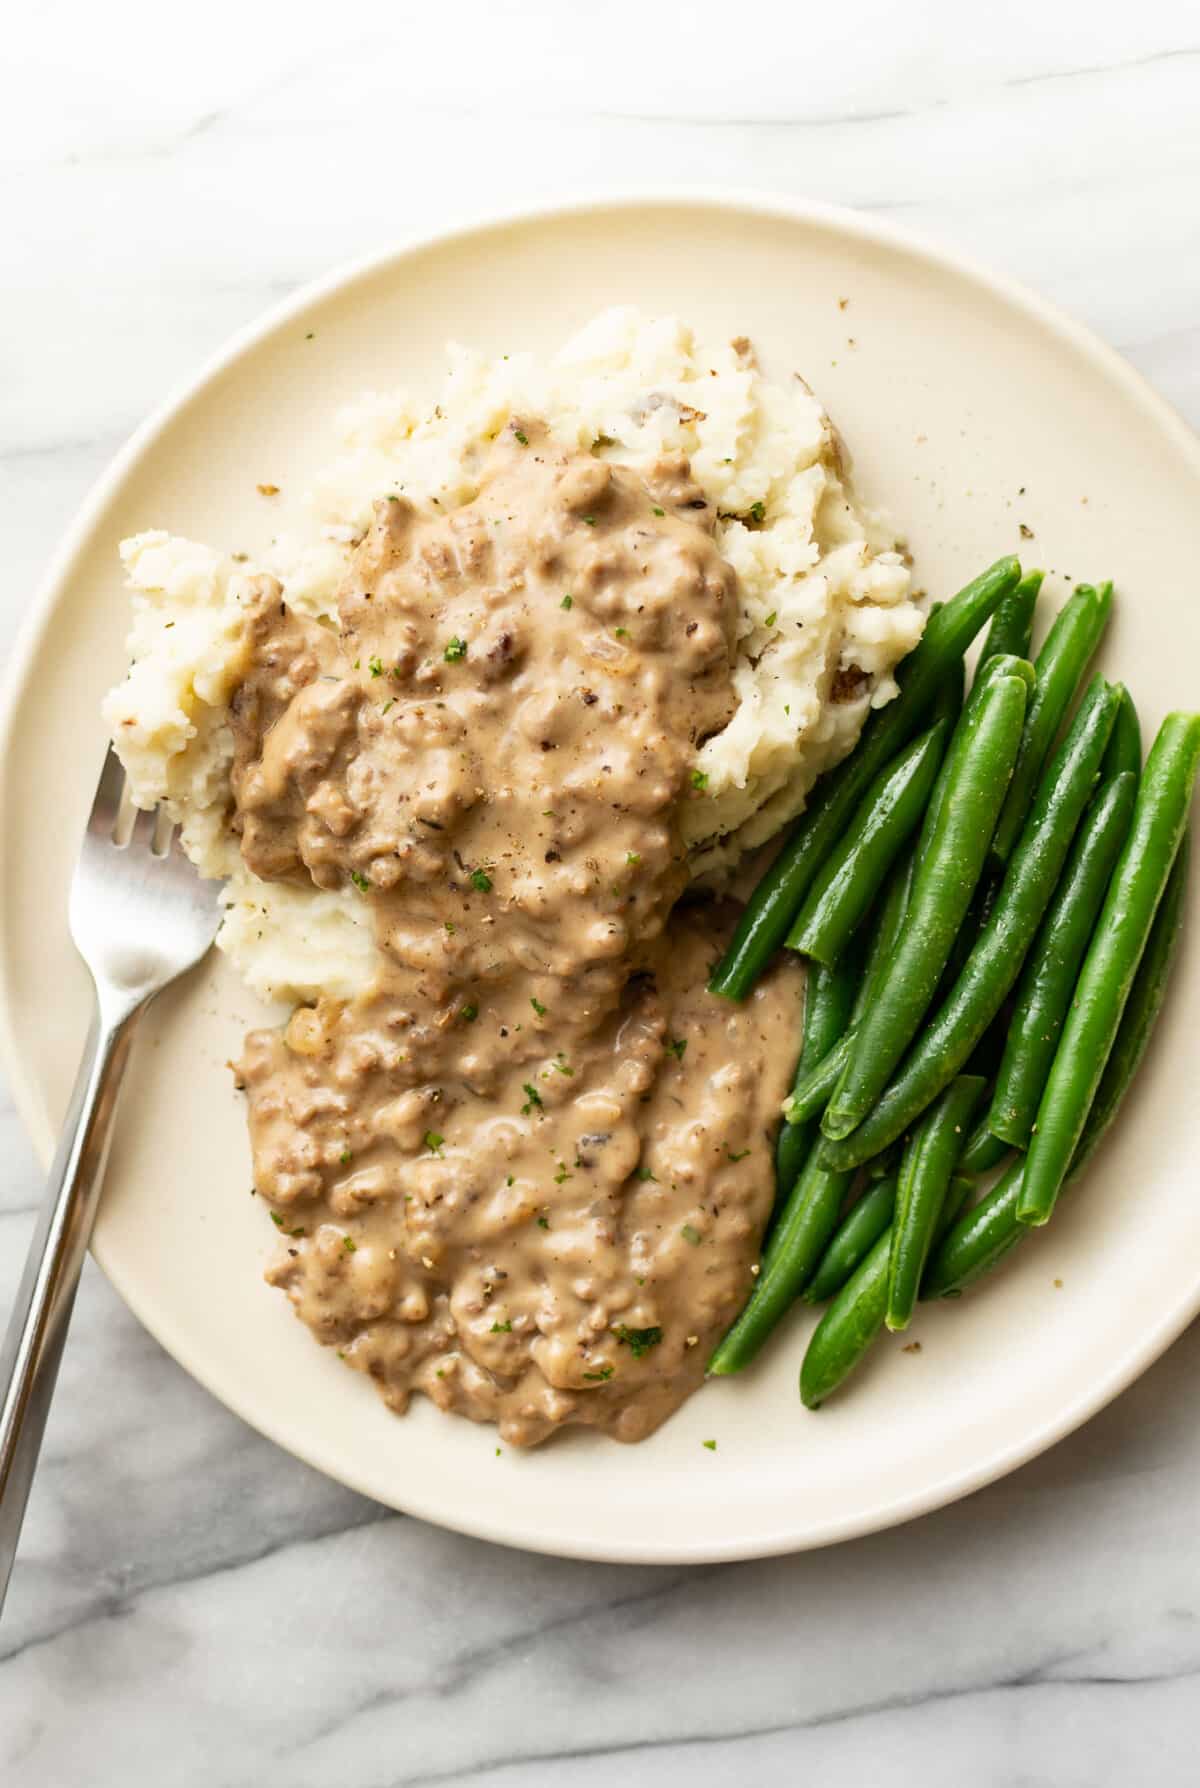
xmin=0 ymin=996 xmax=142 ymax=1613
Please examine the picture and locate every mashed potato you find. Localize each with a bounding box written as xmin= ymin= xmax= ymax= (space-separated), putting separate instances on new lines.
xmin=104 ymin=308 xmax=922 ymax=1002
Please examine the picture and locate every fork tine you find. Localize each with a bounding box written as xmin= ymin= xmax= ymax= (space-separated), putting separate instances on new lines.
xmin=127 ymin=802 xmax=159 ymax=854
xmin=70 ymin=746 xmax=221 ymax=1005
xmin=151 ymin=806 xmax=175 ymax=858
xmin=87 ymin=744 xmax=128 ymax=843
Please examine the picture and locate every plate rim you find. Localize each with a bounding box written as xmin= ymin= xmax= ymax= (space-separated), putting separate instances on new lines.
xmin=3 ymin=187 xmax=1200 ymax=1563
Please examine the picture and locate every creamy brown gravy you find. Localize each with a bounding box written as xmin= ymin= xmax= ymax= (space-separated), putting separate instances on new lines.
xmin=231 ymin=421 xmax=800 ymax=1445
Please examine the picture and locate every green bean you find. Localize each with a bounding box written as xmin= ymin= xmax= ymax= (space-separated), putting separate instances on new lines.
xmin=933 ymin=655 xmax=966 ymax=725
xmin=800 ymin=1228 xmax=893 ymax=1409
xmin=969 ymin=650 xmax=1037 ymax=697
xmin=775 ymin=946 xmax=863 ymax=1206
xmin=926 ymin=837 xmax=1191 ymax=1297
xmin=708 ymin=1148 xmax=854 ymax=1375
xmin=887 ymin=1075 xmax=985 ymax=1330
xmin=899 ymin=661 xmax=968 ymax=874
xmin=933 ymin=869 xmax=999 ymax=1012
xmin=1070 ymin=831 xmax=1190 ymax=1178
xmin=819 ymin=675 xmax=1121 ymax=1170
xmin=924 ymin=654 xmax=1036 ymax=1001
xmin=989 ymin=581 xmax=1114 ymax=865
xmin=988 ymin=772 xmax=1137 ymax=1148
xmin=896 ymin=658 xmax=1031 ymax=1012
xmin=942 ymin=1176 xmax=975 ymax=1234
xmin=800 ymin=1176 xmax=973 ymax=1408
xmin=822 ymin=673 xmax=1029 ymax=1140
xmin=854 ymin=663 xmax=1029 ymax=1060
xmin=802 ymin=1176 xmax=898 ymax=1304
xmin=915 ymin=654 xmax=1033 ymax=876
xmin=786 ymin=721 xmax=947 ymax=965
xmin=865 ymin=1138 xmax=904 ymax=1181
xmin=978 ymin=569 xmax=1043 ymax=667
xmin=708 ymin=557 xmax=1022 ymax=1001
xmin=922 ymin=1157 xmax=1027 ymax=1297
xmin=776 ymin=788 xmax=916 ymax=1143
xmin=1101 ymin=684 xmax=1142 ymax=782
xmin=957 ymin=1116 xmax=1011 ymax=1178
xmin=782 ymin=1031 xmax=854 ymax=1126
xmin=850 ymin=852 xmax=915 ymax=1027
xmin=1018 ymin=712 xmax=1200 ymax=1225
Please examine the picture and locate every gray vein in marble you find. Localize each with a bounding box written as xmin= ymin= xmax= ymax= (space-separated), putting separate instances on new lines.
xmin=1007 ymin=41 xmax=1200 ymax=86
xmin=0 ymin=1498 xmax=389 ymax=1672
xmin=575 ymin=106 xmax=912 ymax=129
xmin=0 ymin=433 xmax=125 ymax=464
xmin=0 ymin=1197 xmax=38 ymax=1224
xmin=294 ymin=1568 xmax=707 ymax=1760
xmin=392 ymin=1661 xmax=1200 ymax=1788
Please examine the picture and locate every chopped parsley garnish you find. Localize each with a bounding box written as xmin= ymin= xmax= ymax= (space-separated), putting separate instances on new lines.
xmin=469 ymin=867 xmax=493 ymax=893
xmin=269 ymin=1211 xmax=285 ymax=1228
xmin=582 ymin=515 xmax=597 ymax=526
xmin=514 ymin=429 xmax=529 ymax=446
xmin=339 ymin=1147 xmax=353 ymax=1166
xmin=553 ymin=1162 xmax=573 ymax=1184
xmin=636 ymin=1167 xmax=657 ymax=1183
xmin=551 ymin=1056 xmax=574 ymax=1076
xmin=726 ymin=1147 xmax=751 ymax=1163
xmin=490 ymin=1319 xmax=513 ymax=1333
xmin=626 ymin=851 xmax=641 ymax=866
xmin=764 ymin=610 xmax=777 ymax=628
xmin=521 ymin=1083 xmax=544 ymax=1116
xmin=424 ymin=1131 xmax=445 ymax=1156
xmin=536 ymin=1215 xmax=550 ymax=1230
xmin=749 ymin=500 xmax=766 ymax=523
xmin=702 ymin=1439 xmax=717 ymax=1451
xmin=666 ymin=1038 xmax=688 ymax=1061
xmin=652 ymin=505 xmax=665 ymax=516
xmin=342 ymin=1235 xmax=357 ymax=1253
xmin=681 ymin=1223 xmax=702 ymax=1245
xmin=459 ymin=1003 xmax=479 ymax=1023
xmin=561 ymin=593 xmax=573 ymax=610
xmin=613 ymin=1324 xmax=663 ymax=1360
xmin=583 ymin=1365 xmax=614 ymax=1382
xmin=691 ymin=769 xmax=709 ymax=790
xmin=367 ymin=655 xmax=384 ymax=677
xmin=443 ymin=636 xmax=468 ymax=662
xmin=380 ymin=698 xmax=395 ymax=715
xmin=349 ymin=870 xmax=371 ymax=893
xmin=530 ymin=996 xmax=547 ymax=1016
xmin=614 ymin=626 xmax=629 ymax=639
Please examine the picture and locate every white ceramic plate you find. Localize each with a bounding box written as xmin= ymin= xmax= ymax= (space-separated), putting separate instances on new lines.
xmin=3 ymin=195 xmax=1199 ymax=1564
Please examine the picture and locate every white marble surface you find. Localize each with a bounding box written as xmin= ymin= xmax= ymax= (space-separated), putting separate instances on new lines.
xmin=3 ymin=3 xmax=1200 ymax=1780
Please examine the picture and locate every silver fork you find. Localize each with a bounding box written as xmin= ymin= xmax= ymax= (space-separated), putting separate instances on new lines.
xmin=0 ymin=745 xmax=220 ymax=1612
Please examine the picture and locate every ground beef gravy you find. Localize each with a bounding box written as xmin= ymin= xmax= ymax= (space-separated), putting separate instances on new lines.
xmin=231 ymin=422 xmax=801 ymax=1445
